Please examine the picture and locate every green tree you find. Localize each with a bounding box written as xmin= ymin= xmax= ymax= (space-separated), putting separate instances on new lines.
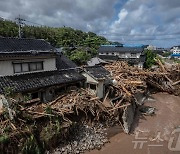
xmin=144 ymin=50 xmax=157 ymax=68
xmin=0 ymin=19 xmax=110 ymax=64
xmin=69 ymin=48 xmax=91 ymax=65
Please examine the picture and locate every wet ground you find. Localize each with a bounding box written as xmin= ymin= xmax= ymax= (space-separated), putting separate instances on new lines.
xmin=86 ymin=92 xmax=180 ymax=154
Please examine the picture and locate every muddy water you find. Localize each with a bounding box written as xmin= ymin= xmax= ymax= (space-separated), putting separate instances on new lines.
xmin=86 ymin=93 xmax=180 ymax=154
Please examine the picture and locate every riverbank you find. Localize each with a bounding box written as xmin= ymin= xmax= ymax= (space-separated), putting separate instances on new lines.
xmin=86 ymin=92 xmax=180 ymax=154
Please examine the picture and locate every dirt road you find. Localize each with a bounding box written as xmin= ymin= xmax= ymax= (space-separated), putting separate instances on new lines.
xmin=86 ymin=93 xmax=180 ymax=154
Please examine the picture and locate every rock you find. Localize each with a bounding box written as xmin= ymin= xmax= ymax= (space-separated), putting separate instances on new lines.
xmin=49 ymin=123 xmax=108 ymax=154
xmin=139 ymin=106 xmax=156 ymax=116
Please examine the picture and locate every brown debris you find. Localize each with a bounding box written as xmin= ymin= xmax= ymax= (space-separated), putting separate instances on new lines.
xmin=105 ymin=61 xmax=180 ymax=96
xmin=0 ymin=60 xmax=179 ymax=153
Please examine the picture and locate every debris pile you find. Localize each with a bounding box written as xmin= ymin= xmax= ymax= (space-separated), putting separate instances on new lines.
xmin=104 ymin=61 xmax=180 ymax=97
xmin=0 ymin=60 xmax=179 ymax=153
xmin=0 ymin=88 xmax=127 ymax=153
xmin=23 ymin=88 xmax=125 ymax=125
xmin=50 ymin=124 xmax=108 ymax=154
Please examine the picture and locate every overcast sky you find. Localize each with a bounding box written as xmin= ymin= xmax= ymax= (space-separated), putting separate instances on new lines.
xmin=0 ymin=0 xmax=180 ymax=47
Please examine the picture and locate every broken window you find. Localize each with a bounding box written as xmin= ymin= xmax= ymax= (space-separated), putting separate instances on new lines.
xmin=31 ymin=92 xmax=39 ymax=99
xmin=88 ymin=83 xmax=96 ymax=90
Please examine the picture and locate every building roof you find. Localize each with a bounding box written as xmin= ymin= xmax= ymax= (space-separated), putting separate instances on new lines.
xmin=171 ymin=54 xmax=180 ymax=57
xmin=87 ymin=57 xmax=108 ymax=66
xmin=56 ymin=54 xmax=77 ymax=70
xmin=83 ymin=65 xmax=110 ymax=80
xmin=173 ymin=45 xmax=180 ymax=48
xmin=0 ymin=70 xmax=85 ymax=94
xmin=123 ymin=44 xmax=145 ymax=48
xmin=98 ymin=46 xmax=144 ymax=53
xmin=99 ymin=55 xmax=146 ymax=63
xmin=0 ymin=37 xmax=56 ymax=53
xmin=99 ymin=55 xmax=119 ymax=61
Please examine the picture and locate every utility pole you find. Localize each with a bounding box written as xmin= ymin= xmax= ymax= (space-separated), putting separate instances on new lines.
xmin=15 ymin=15 xmax=25 ymax=38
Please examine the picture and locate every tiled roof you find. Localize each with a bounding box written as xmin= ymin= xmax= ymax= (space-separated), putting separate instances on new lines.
xmin=56 ymin=54 xmax=77 ymax=70
xmin=84 ymin=66 xmax=110 ymax=80
xmin=98 ymin=55 xmax=119 ymax=60
xmin=0 ymin=37 xmax=55 ymax=53
xmin=0 ymin=70 xmax=85 ymax=94
xmin=87 ymin=57 xmax=108 ymax=66
xmin=98 ymin=46 xmax=144 ymax=53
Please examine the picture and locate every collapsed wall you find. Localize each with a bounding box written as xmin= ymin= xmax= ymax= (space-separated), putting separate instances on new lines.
xmin=122 ymin=101 xmax=136 ymax=133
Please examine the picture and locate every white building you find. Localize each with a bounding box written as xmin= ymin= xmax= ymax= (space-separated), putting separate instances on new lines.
xmin=98 ymin=45 xmax=145 ymax=69
xmin=171 ymin=46 xmax=180 ymax=59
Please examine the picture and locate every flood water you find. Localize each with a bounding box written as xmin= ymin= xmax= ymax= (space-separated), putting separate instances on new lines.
xmin=86 ymin=92 xmax=180 ymax=154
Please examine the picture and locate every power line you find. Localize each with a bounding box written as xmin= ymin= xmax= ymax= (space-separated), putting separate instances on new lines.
xmin=1 ymin=16 xmax=180 ymax=41
xmin=1 ymin=16 xmax=46 ymax=27
xmin=25 ymin=20 xmax=46 ymax=27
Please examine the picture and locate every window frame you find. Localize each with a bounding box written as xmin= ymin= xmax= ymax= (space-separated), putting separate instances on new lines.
xmin=87 ymin=83 xmax=97 ymax=91
xmin=13 ymin=61 xmax=44 ymax=74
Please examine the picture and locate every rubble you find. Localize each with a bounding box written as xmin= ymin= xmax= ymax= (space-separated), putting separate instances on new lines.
xmin=0 ymin=60 xmax=179 ymax=153
xmin=104 ymin=61 xmax=180 ymax=96
xmin=49 ymin=124 xmax=108 ymax=154
xmin=139 ymin=106 xmax=156 ymax=116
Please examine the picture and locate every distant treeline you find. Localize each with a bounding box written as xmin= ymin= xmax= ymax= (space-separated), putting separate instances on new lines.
xmin=0 ymin=19 xmax=111 ymax=64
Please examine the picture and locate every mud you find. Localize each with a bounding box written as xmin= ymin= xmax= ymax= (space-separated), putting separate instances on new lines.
xmin=86 ymin=92 xmax=180 ymax=154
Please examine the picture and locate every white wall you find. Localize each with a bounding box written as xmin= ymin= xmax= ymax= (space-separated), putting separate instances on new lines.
xmin=82 ymin=72 xmax=98 ymax=84
xmin=43 ymin=58 xmax=56 ymax=71
xmin=172 ymin=47 xmax=180 ymax=54
xmin=118 ymin=53 xmax=141 ymax=58
xmin=0 ymin=57 xmax=57 ymax=76
xmin=82 ymin=72 xmax=104 ymax=99
xmin=0 ymin=61 xmax=14 ymax=76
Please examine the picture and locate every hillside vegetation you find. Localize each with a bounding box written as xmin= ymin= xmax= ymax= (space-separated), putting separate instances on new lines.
xmin=0 ymin=19 xmax=110 ymax=64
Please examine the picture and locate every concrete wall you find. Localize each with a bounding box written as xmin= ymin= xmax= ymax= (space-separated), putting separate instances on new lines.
xmin=97 ymin=81 xmax=104 ymax=99
xmin=122 ymin=101 xmax=136 ymax=133
xmin=0 ymin=57 xmax=56 ymax=76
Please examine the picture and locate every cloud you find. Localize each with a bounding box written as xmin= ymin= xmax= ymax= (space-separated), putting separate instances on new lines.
xmin=0 ymin=0 xmax=179 ymax=47
xmin=108 ymin=0 xmax=180 ymax=47
xmin=0 ymin=0 xmax=117 ymax=33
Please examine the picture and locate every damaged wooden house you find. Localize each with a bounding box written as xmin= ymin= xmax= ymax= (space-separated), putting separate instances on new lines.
xmin=0 ymin=37 xmax=85 ymax=103
xmin=81 ymin=65 xmax=112 ymax=99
